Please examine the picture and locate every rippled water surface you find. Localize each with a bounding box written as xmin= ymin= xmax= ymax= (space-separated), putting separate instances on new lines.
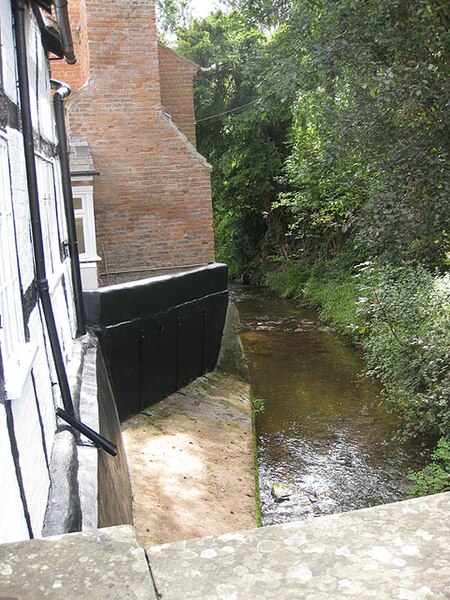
xmin=231 ymin=284 xmax=427 ymax=526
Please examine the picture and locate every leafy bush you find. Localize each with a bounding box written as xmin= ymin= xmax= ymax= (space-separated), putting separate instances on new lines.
xmin=357 ymin=263 xmax=450 ymax=438
xmin=408 ymin=438 xmax=450 ymax=497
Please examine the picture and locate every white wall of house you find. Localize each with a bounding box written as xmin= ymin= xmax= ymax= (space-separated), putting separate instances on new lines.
xmin=0 ymin=1 xmax=78 ymax=543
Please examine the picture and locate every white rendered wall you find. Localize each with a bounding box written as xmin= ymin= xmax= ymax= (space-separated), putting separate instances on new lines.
xmin=0 ymin=1 xmax=79 ymax=542
xmin=9 ymin=375 xmax=50 ymax=537
xmin=0 ymin=0 xmax=18 ymax=102
xmin=27 ymin=307 xmax=57 ymax=462
xmin=0 ymin=404 xmax=29 ymax=543
xmin=8 ymin=128 xmax=34 ymax=291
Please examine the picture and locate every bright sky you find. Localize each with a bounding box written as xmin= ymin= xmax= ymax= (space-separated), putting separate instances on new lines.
xmin=190 ymin=0 xmax=228 ymax=19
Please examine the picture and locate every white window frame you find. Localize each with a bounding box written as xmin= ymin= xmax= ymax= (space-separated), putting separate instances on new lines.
xmin=36 ymin=155 xmax=64 ymax=294
xmin=0 ymin=133 xmax=37 ymax=400
xmin=72 ymin=186 xmax=100 ymax=263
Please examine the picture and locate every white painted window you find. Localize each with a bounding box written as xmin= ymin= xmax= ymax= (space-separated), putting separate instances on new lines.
xmin=72 ymin=187 xmax=99 ymax=263
xmin=36 ymin=155 xmax=76 ymax=351
xmin=0 ymin=135 xmax=24 ymax=363
xmin=0 ymin=134 xmax=37 ymax=400
xmin=36 ymin=156 xmax=63 ymax=290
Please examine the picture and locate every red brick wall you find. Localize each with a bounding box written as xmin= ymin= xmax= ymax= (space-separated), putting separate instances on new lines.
xmin=51 ymin=0 xmax=214 ymax=285
xmin=158 ymin=43 xmax=198 ymax=146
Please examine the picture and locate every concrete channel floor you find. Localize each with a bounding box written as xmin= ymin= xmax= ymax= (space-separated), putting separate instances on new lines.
xmin=0 ymin=493 xmax=449 ymax=599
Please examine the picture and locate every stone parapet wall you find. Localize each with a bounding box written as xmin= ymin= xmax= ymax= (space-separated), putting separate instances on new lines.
xmin=148 ymin=492 xmax=450 ymax=599
xmin=1 ymin=494 xmax=449 ymax=598
xmin=0 ymin=525 xmax=156 ymax=599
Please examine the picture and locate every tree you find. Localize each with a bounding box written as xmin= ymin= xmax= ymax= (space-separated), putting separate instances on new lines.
xmin=156 ymin=0 xmax=192 ymax=38
xmin=177 ymin=10 xmax=292 ymax=278
xmin=265 ymin=0 xmax=450 ymax=265
xmin=177 ymin=0 xmax=449 ymax=273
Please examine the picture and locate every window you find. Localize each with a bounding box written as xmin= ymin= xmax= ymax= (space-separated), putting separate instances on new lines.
xmin=0 ymin=135 xmax=24 ymax=364
xmin=72 ymin=187 xmax=99 ymax=262
xmin=74 ymin=196 xmax=86 ymax=254
xmin=0 ymin=135 xmax=37 ymax=400
xmin=36 ymin=156 xmax=61 ymax=283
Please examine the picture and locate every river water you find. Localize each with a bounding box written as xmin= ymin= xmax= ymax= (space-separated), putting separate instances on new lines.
xmin=232 ymin=284 xmax=427 ymax=527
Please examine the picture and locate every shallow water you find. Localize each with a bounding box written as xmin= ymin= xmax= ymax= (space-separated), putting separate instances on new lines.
xmin=232 ymin=284 xmax=427 ymax=526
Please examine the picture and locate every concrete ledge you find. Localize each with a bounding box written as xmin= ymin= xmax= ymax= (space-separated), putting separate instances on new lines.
xmin=0 ymin=525 xmax=156 ymax=599
xmin=147 ymin=493 xmax=450 ymax=599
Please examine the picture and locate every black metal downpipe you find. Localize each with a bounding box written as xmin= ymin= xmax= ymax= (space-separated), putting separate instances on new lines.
xmin=51 ymin=79 xmax=86 ymax=337
xmin=57 ymin=409 xmax=117 ymax=456
xmin=13 ymin=0 xmax=74 ymax=416
xmin=13 ymin=0 xmax=115 ymax=456
xmin=53 ymin=0 xmax=76 ymax=64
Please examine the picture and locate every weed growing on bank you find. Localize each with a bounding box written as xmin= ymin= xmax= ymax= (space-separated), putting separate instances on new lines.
xmin=356 ymin=263 xmax=450 ymax=440
xmin=408 ymin=438 xmax=450 ymax=496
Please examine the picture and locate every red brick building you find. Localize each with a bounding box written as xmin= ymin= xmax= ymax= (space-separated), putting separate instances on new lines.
xmin=51 ymin=0 xmax=215 ymax=286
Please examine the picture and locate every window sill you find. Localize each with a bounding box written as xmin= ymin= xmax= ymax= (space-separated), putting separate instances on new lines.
xmin=79 ymin=254 xmax=102 ymax=264
xmin=3 ymin=343 xmax=39 ymax=401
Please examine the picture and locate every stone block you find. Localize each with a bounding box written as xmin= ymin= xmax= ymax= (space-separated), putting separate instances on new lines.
xmin=147 ymin=493 xmax=450 ymax=599
xmin=0 ymin=525 xmax=156 ymax=599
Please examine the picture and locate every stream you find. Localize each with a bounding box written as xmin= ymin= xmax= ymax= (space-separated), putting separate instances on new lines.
xmin=232 ymin=284 xmax=427 ymax=527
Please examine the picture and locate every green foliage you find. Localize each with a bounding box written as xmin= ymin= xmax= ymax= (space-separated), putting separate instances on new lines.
xmin=224 ymin=0 xmax=293 ymax=28
xmin=408 ymin=438 xmax=450 ymax=496
xmin=209 ymin=0 xmax=450 ymax=267
xmin=265 ymin=259 xmax=310 ymax=299
xmin=282 ymin=0 xmax=449 ymax=265
xmin=302 ymin=270 xmax=361 ymax=336
xmin=177 ymin=3 xmax=450 ymax=449
xmin=273 ymin=87 xmax=371 ymax=262
xmin=251 ymin=393 xmax=265 ymax=414
xmin=175 ymin=0 xmax=449 ymax=277
xmin=176 ymin=10 xmax=292 ymax=279
xmin=357 ymin=263 xmax=450 ymax=437
xmin=156 ymin=0 xmax=192 ymax=38
xmin=266 ymin=254 xmax=362 ymax=336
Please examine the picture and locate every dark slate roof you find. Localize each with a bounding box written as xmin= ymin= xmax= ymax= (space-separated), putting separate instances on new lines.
xmin=69 ymin=136 xmax=98 ymax=177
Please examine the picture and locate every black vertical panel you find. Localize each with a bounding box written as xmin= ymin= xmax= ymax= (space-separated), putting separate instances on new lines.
xmin=97 ymin=321 xmax=142 ymax=419
xmin=140 ymin=314 xmax=177 ymax=408
xmin=177 ymin=302 xmax=204 ymax=388
xmin=203 ymin=293 xmax=229 ymax=372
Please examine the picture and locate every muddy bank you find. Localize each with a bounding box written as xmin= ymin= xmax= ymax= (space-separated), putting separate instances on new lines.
xmin=122 ymin=371 xmax=257 ymax=547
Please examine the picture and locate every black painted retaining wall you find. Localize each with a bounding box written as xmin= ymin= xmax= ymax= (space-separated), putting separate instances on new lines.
xmin=84 ymin=264 xmax=229 ymax=421
xmin=96 ymin=343 xmax=133 ymax=527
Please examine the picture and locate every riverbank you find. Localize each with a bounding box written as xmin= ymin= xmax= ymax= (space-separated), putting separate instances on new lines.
xmin=122 ymin=371 xmax=258 ymax=547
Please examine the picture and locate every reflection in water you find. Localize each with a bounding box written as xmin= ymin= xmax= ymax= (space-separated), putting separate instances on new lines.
xmin=232 ymin=284 xmax=427 ymax=526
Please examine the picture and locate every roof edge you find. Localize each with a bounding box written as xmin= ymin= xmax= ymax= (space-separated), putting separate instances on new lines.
xmin=157 ymin=41 xmax=201 ymax=72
